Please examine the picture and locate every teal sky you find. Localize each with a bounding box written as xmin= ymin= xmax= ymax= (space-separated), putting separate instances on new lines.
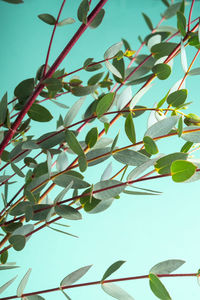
xmin=1 ymin=0 xmax=200 ymax=299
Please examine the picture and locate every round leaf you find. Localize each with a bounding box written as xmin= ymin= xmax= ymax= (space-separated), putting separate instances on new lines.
xmin=9 ymin=235 xmax=26 ymax=251
xmin=152 ymin=63 xmax=171 ymax=80
xmin=28 ymin=104 xmax=53 ymax=122
xmin=171 ymin=160 xmax=197 ymax=182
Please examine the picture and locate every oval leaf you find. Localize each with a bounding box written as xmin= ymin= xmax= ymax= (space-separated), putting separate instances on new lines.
xmin=28 ymin=104 xmax=53 ymax=122
xmin=171 ymin=160 xmax=197 ymax=182
xmin=93 ymin=180 xmax=125 ymax=200
xmin=55 ymin=205 xmax=82 ymax=220
xmin=145 ymin=116 xmax=179 ymax=138
xmin=143 ymin=136 xmax=158 ymax=155
xmin=38 ymin=13 xmax=56 ymax=25
xmin=113 ymin=149 xmax=150 ymax=166
xmin=96 ymin=93 xmax=115 ymax=118
xmin=152 ymin=63 xmax=171 ymax=80
xmin=9 ymin=235 xmax=26 ymax=251
xmin=125 ymin=113 xmax=136 ymax=144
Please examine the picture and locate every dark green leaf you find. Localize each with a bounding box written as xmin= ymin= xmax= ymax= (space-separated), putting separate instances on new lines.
xmin=57 ymin=18 xmax=75 ymax=26
xmin=111 ymin=133 xmax=119 ymax=152
xmin=113 ymin=149 xmax=150 ymax=166
xmin=72 ymin=85 xmax=98 ymax=96
xmin=151 ymin=42 xmax=178 ymax=59
xmin=14 ymin=78 xmax=34 ymax=104
xmin=32 ymin=204 xmax=51 ymax=221
xmin=9 ymin=235 xmax=26 ymax=251
xmin=55 ymin=205 xmax=82 ymax=220
xmin=161 ymin=0 xmax=170 ymax=7
xmin=96 ymin=93 xmax=115 ymax=118
xmin=77 ymin=0 xmax=89 ymax=24
xmin=125 ymin=113 xmax=136 ymax=144
xmin=143 ymin=136 xmax=158 ymax=155
xmin=11 ymin=163 xmax=25 ymax=178
xmin=177 ymin=116 xmax=183 ymax=137
xmin=150 ymin=259 xmax=185 ymax=274
xmin=38 ymin=13 xmax=56 ymax=25
xmin=53 ymin=174 xmax=90 ymax=189
xmin=181 ymin=141 xmax=193 ymax=153
xmin=177 ymin=11 xmax=186 ymax=36
xmin=9 ymin=202 xmax=31 ymax=216
xmin=0 ymin=250 xmax=8 ymax=264
xmin=171 ymin=160 xmax=197 ymax=182
xmin=152 ymin=63 xmax=171 ymax=80
xmin=102 ymin=261 xmax=126 ymax=281
xmin=1 ymin=0 xmax=23 ymax=4
xmin=155 ymin=152 xmax=188 ymax=174
xmin=2 ymin=222 xmax=22 ymax=234
xmin=93 ymin=180 xmax=125 ymax=200
xmin=28 ymin=104 xmax=53 ymax=122
xmin=167 ymin=89 xmax=187 ymax=107
xmin=65 ymin=130 xmax=84 ymax=156
xmin=0 ymin=93 xmax=7 ymax=124
xmin=89 ymin=9 xmax=105 ymax=28
xmin=149 ymin=273 xmax=171 ymax=299
xmin=78 ymin=155 xmax=87 ymax=172
xmin=42 ymin=78 xmax=62 ymax=92
xmin=85 ymin=127 xmax=98 ymax=148
xmin=113 ymin=57 xmax=125 ymax=82
xmin=87 ymin=72 xmax=104 ymax=86
xmin=142 ymin=12 xmax=154 ymax=31
xmin=163 ymin=2 xmax=182 ymax=19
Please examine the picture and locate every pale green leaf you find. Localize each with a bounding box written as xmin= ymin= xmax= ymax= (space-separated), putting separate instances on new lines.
xmin=145 ymin=116 xmax=179 ymax=138
xmin=17 ymin=268 xmax=31 ymax=297
xmin=0 ymin=276 xmax=17 ymax=294
xmin=60 ymin=265 xmax=92 ymax=287
xmin=93 ymin=180 xmax=125 ymax=200
xmin=101 ymin=283 xmax=135 ymax=300
xmin=150 ymin=259 xmax=185 ymax=274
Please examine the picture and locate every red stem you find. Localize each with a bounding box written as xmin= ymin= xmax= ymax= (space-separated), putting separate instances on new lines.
xmin=43 ymin=0 xmax=66 ymax=76
xmin=188 ymin=0 xmax=195 ymax=31
xmin=0 ymin=273 xmax=197 ymax=299
xmin=0 ymin=0 xmax=108 ymax=157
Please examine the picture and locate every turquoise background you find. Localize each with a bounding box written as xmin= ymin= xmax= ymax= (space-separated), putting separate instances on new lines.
xmin=1 ymin=0 xmax=200 ymax=299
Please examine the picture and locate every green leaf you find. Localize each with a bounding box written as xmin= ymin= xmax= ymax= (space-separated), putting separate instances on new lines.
xmin=9 ymin=202 xmax=32 ymax=217
xmin=163 ymin=2 xmax=182 ymax=19
xmin=125 ymin=113 xmax=136 ymax=144
xmin=155 ymin=152 xmax=188 ymax=174
xmin=17 ymin=268 xmax=31 ymax=297
xmin=188 ymin=67 xmax=200 ymax=76
xmin=177 ymin=116 xmax=183 ymax=137
xmin=157 ymin=92 xmax=169 ymax=108
xmin=85 ymin=127 xmax=98 ymax=148
xmin=0 ymin=250 xmax=8 ymax=264
xmin=78 ymin=155 xmax=87 ymax=172
xmin=1 ymin=0 xmax=23 ymax=4
xmin=86 ymin=147 xmax=111 ymax=166
xmin=9 ymin=235 xmax=26 ymax=251
xmin=145 ymin=116 xmax=179 ymax=138
xmin=96 ymin=93 xmax=115 ymax=118
xmin=53 ymin=174 xmax=90 ymax=189
xmin=57 ymin=17 xmax=75 ymax=26
xmin=60 ymin=265 xmax=92 ymax=287
xmin=152 ymin=63 xmax=171 ymax=80
xmin=14 ymin=78 xmax=34 ymax=104
xmin=151 ymin=42 xmax=178 ymax=59
xmin=77 ymin=0 xmax=89 ymax=24
xmin=171 ymin=160 xmax=197 ymax=182
xmin=177 ymin=11 xmax=186 ymax=36
xmin=32 ymin=204 xmax=51 ymax=221
xmin=181 ymin=141 xmax=193 ymax=153
xmin=161 ymin=0 xmax=170 ymax=7
xmin=143 ymin=136 xmax=158 ymax=155
xmin=127 ymin=158 xmax=160 ymax=181
xmin=101 ymin=283 xmax=135 ymax=300
xmin=111 ymin=133 xmax=119 ymax=152
xmin=88 ymin=72 xmax=104 ymax=86
xmin=149 ymin=273 xmax=171 ymax=299
xmin=38 ymin=13 xmax=56 ymax=25
xmin=93 ymin=180 xmax=125 ymax=200
xmin=142 ymin=12 xmax=154 ymax=31
xmin=55 ymin=205 xmax=82 ymax=220
xmin=89 ymin=9 xmax=105 ymax=28
xmin=102 ymin=261 xmax=126 ymax=281
xmin=28 ymin=104 xmax=53 ymax=122
xmin=64 ymin=97 xmax=85 ymax=127
xmin=72 ymin=85 xmax=98 ymax=96
xmin=48 ymin=226 xmax=78 ymax=238
xmin=11 ymin=163 xmax=25 ymax=178
xmin=0 ymin=276 xmax=17 ymax=295
xmin=65 ymin=130 xmax=84 ymax=156
xmin=167 ymin=89 xmax=187 ymax=107
xmin=150 ymin=259 xmax=185 ymax=274
xmin=0 ymin=93 xmax=7 ymax=124
xmin=113 ymin=149 xmax=150 ymax=166
xmin=42 ymin=78 xmax=62 ymax=92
